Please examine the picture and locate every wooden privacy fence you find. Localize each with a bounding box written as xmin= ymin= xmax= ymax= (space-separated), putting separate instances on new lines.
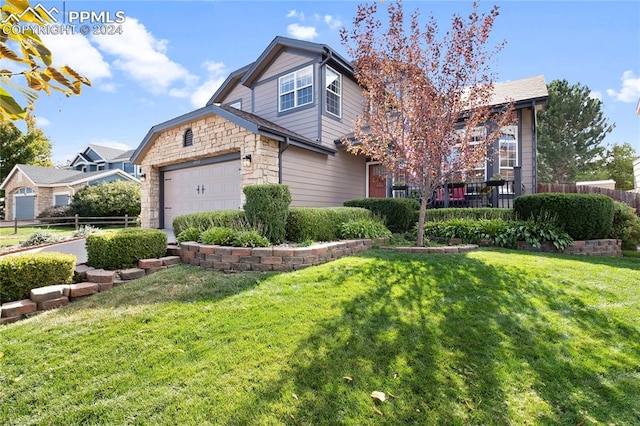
xmin=0 ymin=215 xmax=139 ymax=234
xmin=537 ymin=183 xmax=640 ymax=214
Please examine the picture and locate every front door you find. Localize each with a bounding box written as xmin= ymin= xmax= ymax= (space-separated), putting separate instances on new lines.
xmin=368 ymin=163 xmax=387 ymax=198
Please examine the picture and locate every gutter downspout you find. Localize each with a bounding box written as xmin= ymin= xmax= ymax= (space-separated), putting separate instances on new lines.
xmin=317 ymin=49 xmax=334 ymax=145
xmin=279 ymin=137 xmax=291 ymax=184
xmin=531 ymin=100 xmax=538 ymax=193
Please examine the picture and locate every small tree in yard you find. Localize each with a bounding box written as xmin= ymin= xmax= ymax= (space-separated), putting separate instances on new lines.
xmin=341 ymin=1 xmax=514 ymax=246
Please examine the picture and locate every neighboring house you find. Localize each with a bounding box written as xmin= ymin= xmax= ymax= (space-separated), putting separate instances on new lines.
xmin=0 ymin=164 xmax=139 ymax=220
xmin=69 ymin=144 xmax=141 ymax=179
xmin=132 ymin=36 xmax=548 ymax=229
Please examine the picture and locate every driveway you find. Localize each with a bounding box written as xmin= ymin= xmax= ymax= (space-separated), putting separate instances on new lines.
xmin=4 ymin=229 xmax=175 ymax=266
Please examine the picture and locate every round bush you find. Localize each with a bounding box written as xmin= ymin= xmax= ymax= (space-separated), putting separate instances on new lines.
xmin=176 ymin=227 xmax=201 ymax=244
xmin=200 ymin=227 xmax=236 ymax=245
xmin=609 ymin=201 xmax=640 ymax=250
xmin=343 ymin=198 xmax=419 ymax=233
xmin=514 ymin=193 xmax=614 ymax=240
xmin=0 ymin=252 xmax=76 ymax=303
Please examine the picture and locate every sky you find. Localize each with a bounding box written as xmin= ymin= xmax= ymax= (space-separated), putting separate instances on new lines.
xmin=3 ymin=0 xmax=639 ymax=165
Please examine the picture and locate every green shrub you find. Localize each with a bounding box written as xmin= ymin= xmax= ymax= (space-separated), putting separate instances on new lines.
xmin=232 ymin=230 xmax=270 ymax=248
xmin=343 ymin=198 xmax=419 ymax=233
xmin=21 ymin=230 xmax=59 ymax=247
xmin=514 ymin=193 xmax=614 ymax=240
xmin=421 ymin=218 xmax=572 ymax=250
xmin=200 ymin=227 xmax=236 ymax=245
xmin=86 ymin=228 xmax=167 ymax=269
xmin=424 ymin=207 xmax=514 ymax=222
xmin=286 ymin=207 xmax=372 ymax=243
xmin=172 ymin=210 xmax=246 ymax=235
xmin=71 ymin=181 xmax=141 ymax=217
xmin=176 ymin=227 xmax=201 ymax=244
xmin=0 ymin=253 xmax=76 ymax=303
xmin=340 ymin=219 xmax=392 ymax=239
xmin=243 ymin=184 xmax=291 ymax=244
xmin=37 ymin=205 xmax=75 ymax=219
xmin=72 ymin=225 xmax=102 ymax=238
xmin=609 ymin=201 xmax=640 ymax=250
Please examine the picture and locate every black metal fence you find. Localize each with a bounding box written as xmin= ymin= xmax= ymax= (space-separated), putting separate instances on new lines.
xmin=393 ymin=180 xmax=519 ymax=209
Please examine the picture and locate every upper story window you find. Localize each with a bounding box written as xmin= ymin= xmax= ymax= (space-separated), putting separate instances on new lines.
xmin=279 ymin=65 xmax=313 ymax=112
xmin=183 ymin=128 xmax=193 ymax=147
xmin=325 ymin=66 xmax=342 ymax=117
xmin=499 ymin=126 xmax=518 ymax=180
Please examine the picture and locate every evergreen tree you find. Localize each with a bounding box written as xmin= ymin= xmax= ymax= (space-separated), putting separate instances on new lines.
xmin=537 ymin=79 xmax=614 ymax=183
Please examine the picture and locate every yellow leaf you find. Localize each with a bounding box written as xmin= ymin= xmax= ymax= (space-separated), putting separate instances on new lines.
xmin=372 ymin=406 xmax=384 ymax=416
xmin=370 ymin=391 xmax=386 ymax=402
xmin=292 ymin=393 xmax=298 ymax=400
xmin=343 ymin=376 xmax=353 ymax=383
xmin=0 ymin=352 xmax=4 ymax=358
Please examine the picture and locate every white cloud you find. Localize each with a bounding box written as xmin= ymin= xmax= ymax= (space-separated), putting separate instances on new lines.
xmin=41 ymin=32 xmax=111 ymax=81
xmin=324 ymin=15 xmax=342 ymax=30
xmin=35 ymin=116 xmax=50 ymax=126
xmin=287 ymin=10 xmax=305 ymax=20
xmin=91 ymin=17 xmax=197 ymax=95
xmin=589 ymin=91 xmax=602 ymax=101
xmin=287 ymin=23 xmax=318 ymax=41
xmin=606 ymin=70 xmax=640 ymax=103
xmin=190 ymin=61 xmax=227 ymax=108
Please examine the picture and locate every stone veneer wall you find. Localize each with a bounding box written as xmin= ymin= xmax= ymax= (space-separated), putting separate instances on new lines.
xmin=178 ymin=239 xmax=378 ymax=272
xmin=138 ymin=114 xmax=280 ymax=228
xmin=516 ymin=239 xmax=622 ymax=256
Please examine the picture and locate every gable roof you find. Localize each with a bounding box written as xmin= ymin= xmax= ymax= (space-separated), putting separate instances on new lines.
xmin=85 ymin=144 xmax=134 ymax=162
xmin=131 ymin=103 xmax=336 ymax=164
xmin=489 ymin=75 xmax=548 ymax=108
xmin=208 ymin=36 xmax=354 ymax=105
xmin=0 ymin=164 xmax=139 ymax=190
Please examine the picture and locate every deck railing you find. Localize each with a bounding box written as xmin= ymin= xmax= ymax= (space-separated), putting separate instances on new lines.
xmin=393 ymin=179 xmax=519 ymax=209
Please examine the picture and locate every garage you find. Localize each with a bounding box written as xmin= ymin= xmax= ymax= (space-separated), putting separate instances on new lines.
xmin=14 ymin=187 xmax=36 ymax=220
xmin=162 ymin=159 xmax=241 ymax=228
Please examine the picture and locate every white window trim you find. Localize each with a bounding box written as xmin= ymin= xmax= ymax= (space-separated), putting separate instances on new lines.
xmin=278 ymin=65 xmax=313 ymax=112
xmin=325 ymin=65 xmax=342 ymax=118
xmin=53 ymin=191 xmax=71 ymax=206
xmin=498 ymin=125 xmax=518 ymax=179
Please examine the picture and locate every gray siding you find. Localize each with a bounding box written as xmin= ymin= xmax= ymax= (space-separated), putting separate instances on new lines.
xmin=321 ymin=72 xmax=364 ymax=144
xmin=252 ymin=52 xmax=321 ymax=143
xmin=520 ymin=107 xmax=535 ymax=194
xmin=281 ymin=145 xmax=366 ymax=207
xmin=222 ymin=83 xmax=252 ymax=111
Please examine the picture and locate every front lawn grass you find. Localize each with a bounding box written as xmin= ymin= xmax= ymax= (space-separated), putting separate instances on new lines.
xmin=1 ymin=249 xmax=639 ymax=424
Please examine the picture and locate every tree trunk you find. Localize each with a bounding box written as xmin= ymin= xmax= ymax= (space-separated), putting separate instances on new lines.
xmin=416 ymin=191 xmax=429 ymax=247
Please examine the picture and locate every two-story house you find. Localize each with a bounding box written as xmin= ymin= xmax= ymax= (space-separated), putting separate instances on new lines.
xmin=131 ymin=36 xmax=547 ymax=229
xmin=69 ymin=144 xmax=142 ymax=179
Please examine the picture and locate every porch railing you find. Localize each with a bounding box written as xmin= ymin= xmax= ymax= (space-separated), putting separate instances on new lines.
xmin=393 ymin=179 xmax=520 ymax=209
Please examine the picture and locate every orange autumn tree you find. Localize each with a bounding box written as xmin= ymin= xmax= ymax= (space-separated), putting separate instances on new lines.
xmin=341 ymin=1 xmax=514 ymax=246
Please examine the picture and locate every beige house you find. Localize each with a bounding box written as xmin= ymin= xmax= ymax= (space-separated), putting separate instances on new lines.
xmin=132 ymin=36 xmax=548 ymax=229
xmin=0 ymin=164 xmax=138 ymax=220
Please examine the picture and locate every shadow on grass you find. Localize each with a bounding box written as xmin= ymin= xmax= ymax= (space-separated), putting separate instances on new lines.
xmin=231 ymin=250 xmax=640 ymax=424
xmin=66 ymin=264 xmax=273 ymax=310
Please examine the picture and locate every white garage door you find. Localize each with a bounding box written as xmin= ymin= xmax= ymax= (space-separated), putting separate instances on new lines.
xmin=163 ymin=160 xmax=241 ymax=227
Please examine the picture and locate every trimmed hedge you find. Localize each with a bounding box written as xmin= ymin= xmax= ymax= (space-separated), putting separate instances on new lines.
xmin=86 ymin=228 xmax=167 ymax=269
xmin=243 ymin=184 xmax=291 ymax=244
xmin=173 ymin=210 xmax=246 ymax=235
xmin=514 ymin=193 xmax=614 ymax=240
xmin=423 ymin=207 xmax=515 ymax=222
xmin=0 ymin=252 xmax=76 ymax=303
xmin=286 ymin=207 xmax=372 ymax=242
xmin=71 ymin=181 xmax=141 ymax=217
xmin=340 ymin=219 xmax=392 ymax=239
xmin=343 ymin=198 xmax=419 ymax=233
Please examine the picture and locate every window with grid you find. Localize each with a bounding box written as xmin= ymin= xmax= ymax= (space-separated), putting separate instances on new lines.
xmin=325 ymin=66 xmax=341 ymax=117
xmin=499 ymin=126 xmax=517 ymax=180
xmin=279 ymin=65 xmax=313 ymax=112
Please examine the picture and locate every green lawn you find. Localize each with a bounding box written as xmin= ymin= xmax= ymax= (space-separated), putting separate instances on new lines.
xmin=1 ymin=249 xmax=639 ymax=425
xmin=0 ymin=226 xmax=78 ymax=247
